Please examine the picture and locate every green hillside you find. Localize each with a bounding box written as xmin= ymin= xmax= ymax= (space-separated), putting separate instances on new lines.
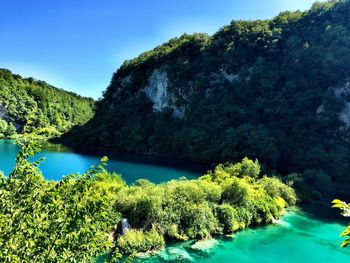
xmin=0 ymin=68 xmax=94 ymax=138
xmin=62 ymin=0 xmax=350 ymax=199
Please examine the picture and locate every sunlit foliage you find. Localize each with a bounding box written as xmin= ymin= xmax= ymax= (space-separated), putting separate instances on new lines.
xmin=0 ymin=68 xmax=95 ymax=138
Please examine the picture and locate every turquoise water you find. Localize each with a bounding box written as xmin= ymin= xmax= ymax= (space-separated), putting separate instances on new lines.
xmin=0 ymin=140 xmax=200 ymax=184
xmin=1 ymin=140 xmax=349 ymax=262
xmin=137 ymin=208 xmax=350 ymax=263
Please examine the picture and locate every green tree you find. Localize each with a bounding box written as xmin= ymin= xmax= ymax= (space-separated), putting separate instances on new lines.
xmin=0 ymin=119 xmax=8 ymax=138
xmin=5 ymin=122 xmax=16 ymax=137
xmin=0 ymin=141 xmax=120 ymax=262
xmin=332 ymin=199 xmax=350 ymax=248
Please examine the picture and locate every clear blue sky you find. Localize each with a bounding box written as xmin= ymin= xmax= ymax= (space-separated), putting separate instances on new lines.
xmin=0 ymin=0 xmax=318 ymax=99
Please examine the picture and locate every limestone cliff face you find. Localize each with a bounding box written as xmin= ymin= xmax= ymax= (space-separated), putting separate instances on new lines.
xmin=316 ymin=81 xmax=350 ymax=127
xmin=143 ymin=69 xmax=171 ymax=111
xmin=142 ymin=69 xmax=184 ymax=119
xmin=334 ymin=81 xmax=350 ymax=127
xmin=0 ymin=105 xmax=11 ymax=122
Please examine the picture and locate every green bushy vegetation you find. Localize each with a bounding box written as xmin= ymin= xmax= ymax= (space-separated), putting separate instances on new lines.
xmin=332 ymin=199 xmax=350 ymax=248
xmin=62 ymin=0 xmax=350 ymax=200
xmin=0 ymin=119 xmax=16 ymax=138
xmin=0 ymin=142 xmax=295 ymax=261
xmin=116 ymin=229 xmax=165 ymax=254
xmin=0 ymin=68 xmax=94 ymax=138
xmin=114 ymin=157 xmax=296 ymax=253
xmin=0 ymin=141 xmax=122 ymax=262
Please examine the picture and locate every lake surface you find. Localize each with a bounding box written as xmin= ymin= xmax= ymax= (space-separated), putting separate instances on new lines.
xmin=1 ymin=140 xmax=349 ymax=262
xmin=0 ymin=140 xmax=201 ymax=184
xmin=135 ymin=208 xmax=350 ymax=263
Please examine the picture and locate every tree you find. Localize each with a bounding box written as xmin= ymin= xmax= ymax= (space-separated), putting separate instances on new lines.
xmin=0 ymin=141 xmax=121 ymax=262
xmin=332 ymin=199 xmax=350 ymax=248
xmin=0 ymin=119 xmax=8 ymax=138
xmin=5 ymin=122 xmax=16 ymax=137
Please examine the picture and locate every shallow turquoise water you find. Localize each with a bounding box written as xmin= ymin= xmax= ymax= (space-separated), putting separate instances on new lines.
xmin=0 ymin=140 xmax=200 ymax=184
xmin=137 ymin=208 xmax=350 ymax=263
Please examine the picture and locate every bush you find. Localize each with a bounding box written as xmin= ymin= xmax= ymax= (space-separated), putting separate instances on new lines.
xmin=259 ymin=176 xmax=297 ymax=206
xmin=115 ymin=157 xmax=296 ymax=252
xmin=216 ymin=204 xmax=240 ymax=233
xmin=117 ymin=229 xmax=165 ymax=254
xmin=182 ymin=203 xmax=218 ymax=239
xmin=0 ymin=141 xmax=120 ymax=262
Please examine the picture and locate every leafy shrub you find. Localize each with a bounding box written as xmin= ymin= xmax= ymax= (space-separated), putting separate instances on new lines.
xmin=215 ymin=204 xmax=240 ymax=233
xmin=115 ymin=157 xmax=296 ymax=251
xmin=0 ymin=141 xmax=120 ymax=262
xmin=117 ymin=229 xmax=165 ymax=254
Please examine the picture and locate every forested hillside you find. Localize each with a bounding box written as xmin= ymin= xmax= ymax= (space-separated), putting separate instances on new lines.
xmin=0 ymin=69 xmax=94 ymax=138
xmin=62 ymin=0 xmax=350 ymax=199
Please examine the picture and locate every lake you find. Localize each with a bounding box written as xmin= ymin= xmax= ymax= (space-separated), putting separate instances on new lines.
xmin=134 ymin=208 xmax=350 ymax=263
xmin=1 ymin=139 xmax=349 ymax=262
xmin=0 ymin=140 xmax=202 ymax=184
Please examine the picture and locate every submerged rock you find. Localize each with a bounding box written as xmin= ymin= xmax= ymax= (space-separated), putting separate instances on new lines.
xmin=271 ymin=216 xmax=291 ymax=228
xmin=190 ymin=238 xmax=218 ymax=253
xmin=136 ymin=251 xmax=155 ymax=259
xmin=157 ymin=247 xmax=194 ymax=262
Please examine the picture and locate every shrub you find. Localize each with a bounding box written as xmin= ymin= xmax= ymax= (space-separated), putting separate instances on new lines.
xmin=117 ymin=229 xmax=165 ymax=254
xmin=216 ymin=204 xmax=240 ymax=233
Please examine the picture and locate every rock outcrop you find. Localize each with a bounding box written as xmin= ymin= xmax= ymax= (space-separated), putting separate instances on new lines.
xmin=143 ymin=69 xmax=184 ymax=119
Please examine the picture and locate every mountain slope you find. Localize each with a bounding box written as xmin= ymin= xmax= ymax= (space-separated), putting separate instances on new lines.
xmin=0 ymin=68 xmax=94 ymax=137
xmin=63 ymin=0 xmax=350 ymax=198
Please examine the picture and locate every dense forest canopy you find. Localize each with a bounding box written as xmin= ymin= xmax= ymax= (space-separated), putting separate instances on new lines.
xmin=0 ymin=68 xmax=95 ymax=138
xmin=62 ymin=0 xmax=350 ymax=200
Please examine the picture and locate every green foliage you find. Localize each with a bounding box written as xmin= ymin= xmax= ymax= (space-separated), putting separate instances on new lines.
xmin=0 ymin=141 xmax=296 ymax=258
xmin=0 ymin=141 xmax=121 ymax=262
xmin=0 ymin=68 xmax=94 ymax=138
xmin=114 ymin=158 xmax=296 ymax=254
xmin=63 ymin=0 xmax=350 ymax=200
xmin=116 ymin=229 xmax=165 ymax=254
xmin=332 ymin=199 xmax=350 ymax=248
xmin=215 ymin=204 xmax=240 ymax=233
xmin=0 ymin=119 xmax=8 ymax=138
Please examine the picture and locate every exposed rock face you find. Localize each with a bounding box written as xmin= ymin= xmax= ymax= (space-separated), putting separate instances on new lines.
xmin=334 ymin=82 xmax=350 ymax=127
xmin=220 ymin=69 xmax=240 ymax=84
xmin=144 ymin=69 xmax=170 ymax=111
xmin=341 ymin=103 xmax=350 ymax=126
xmin=143 ymin=69 xmax=185 ymax=119
xmin=316 ymin=81 xmax=350 ymax=127
xmin=0 ymin=105 xmax=12 ymax=122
